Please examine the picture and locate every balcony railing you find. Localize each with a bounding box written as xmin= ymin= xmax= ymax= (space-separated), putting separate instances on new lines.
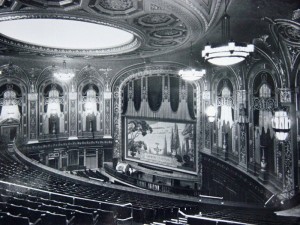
xmin=104 ymin=164 xmax=200 ymax=196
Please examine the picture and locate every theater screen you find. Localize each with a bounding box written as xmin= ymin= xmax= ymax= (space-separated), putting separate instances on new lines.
xmin=125 ymin=118 xmax=196 ymax=174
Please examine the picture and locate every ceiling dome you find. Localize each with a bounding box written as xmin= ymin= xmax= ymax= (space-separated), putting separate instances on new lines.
xmin=0 ymin=18 xmax=135 ymax=50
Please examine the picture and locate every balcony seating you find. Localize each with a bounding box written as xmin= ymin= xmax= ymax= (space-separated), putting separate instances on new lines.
xmin=40 ymin=212 xmax=73 ymax=225
xmin=0 ymin=212 xmax=33 ymax=225
xmin=0 ymin=144 xmax=300 ymax=225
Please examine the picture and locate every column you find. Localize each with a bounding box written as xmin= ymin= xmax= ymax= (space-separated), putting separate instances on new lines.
xmin=237 ymin=90 xmax=248 ymax=169
xmin=104 ymin=91 xmax=112 ymax=138
xmin=68 ymin=91 xmax=78 ymax=139
xmin=84 ymin=149 xmax=86 ymax=167
xmin=220 ymin=132 xmax=228 ymax=160
xmin=280 ymin=88 xmax=295 ymax=197
xmin=28 ymin=93 xmax=39 ymax=144
xmin=95 ymin=149 xmax=99 ymax=168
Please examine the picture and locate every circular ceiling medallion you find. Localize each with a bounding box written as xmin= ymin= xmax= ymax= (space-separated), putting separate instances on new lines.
xmin=0 ymin=15 xmax=142 ymax=56
xmin=0 ymin=19 xmax=134 ymax=49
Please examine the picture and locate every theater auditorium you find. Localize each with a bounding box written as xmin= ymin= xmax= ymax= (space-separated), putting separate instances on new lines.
xmin=0 ymin=0 xmax=299 ymax=224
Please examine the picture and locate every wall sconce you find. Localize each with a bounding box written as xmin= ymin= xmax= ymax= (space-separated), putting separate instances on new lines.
xmin=206 ymin=105 xmax=217 ymax=122
xmin=271 ymin=108 xmax=291 ymax=141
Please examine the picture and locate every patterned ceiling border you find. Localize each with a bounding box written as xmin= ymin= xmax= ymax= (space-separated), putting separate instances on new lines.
xmin=0 ymin=0 xmax=224 ymax=58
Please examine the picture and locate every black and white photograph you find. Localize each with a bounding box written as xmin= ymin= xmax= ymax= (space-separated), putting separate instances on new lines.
xmin=0 ymin=0 xmax=299 ymax=224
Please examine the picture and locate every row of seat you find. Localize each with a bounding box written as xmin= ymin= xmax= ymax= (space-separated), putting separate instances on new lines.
xmin=1 ymin=143 xmax=299 ymax=225
xmin=0 ymin=145 xmax=198 ymax=223
xmin=0 ymin=188 xmax=119 ymax=225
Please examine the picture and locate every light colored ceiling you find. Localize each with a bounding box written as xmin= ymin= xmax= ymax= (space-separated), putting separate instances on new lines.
xmin=0 ymin=0 xmax=298 ymax=61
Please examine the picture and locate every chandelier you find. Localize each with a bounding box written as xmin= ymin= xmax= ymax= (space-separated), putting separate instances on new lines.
xmin=179 ymin=43 xmax=206 ymax=81
xmin=201 ymin=0 xmax=254 ymax=66
xmin=53 ymin=60 xmax=74 ymax=81
xmin=271 ymin=108 xmax=291 ymax=141
xmin=178 ymin=68 xmax=206 ymax=81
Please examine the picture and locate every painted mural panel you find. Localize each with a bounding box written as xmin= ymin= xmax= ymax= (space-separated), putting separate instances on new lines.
xmin=125 ymin=118 xmax=196 ymax=174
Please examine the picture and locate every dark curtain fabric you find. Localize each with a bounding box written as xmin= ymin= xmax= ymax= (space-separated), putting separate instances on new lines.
xmin=187 ymin=83 xmax=195 ymax=119
xmin=170 ymin=76 xmax=179 ymax=112
xmin=134 ymin=79 xmax=141 ymax=111
xmin=148 ymin=76 xmax=162 ymax=112
xmin=122 ymin=84 xmax=128 ymax=114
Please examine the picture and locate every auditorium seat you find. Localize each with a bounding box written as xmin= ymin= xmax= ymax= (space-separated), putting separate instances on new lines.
xmin=0 ymin=212 xmax=32 ymax=225
xmin=1 ymin=145 xmax=299 ymax=225
xmin=97 ymin=209 xmax=117 ymax=225
xmin=40 ymin=212 xmax=73 ymax=225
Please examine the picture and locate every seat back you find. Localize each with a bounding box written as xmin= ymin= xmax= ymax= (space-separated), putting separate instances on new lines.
xmin=2 ymin=213 xmax=30 ymax=225
xmin=73 ymin=210 xmax=94 ymax=225
xmin=41 ymin=212 xmax=67 ymax=225
xmin=98 ymin=209 xmax=116 ymax=225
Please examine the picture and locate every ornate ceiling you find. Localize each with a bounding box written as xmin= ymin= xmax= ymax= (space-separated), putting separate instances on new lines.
xmin=0 ymin=0 xmax=224 ymax=59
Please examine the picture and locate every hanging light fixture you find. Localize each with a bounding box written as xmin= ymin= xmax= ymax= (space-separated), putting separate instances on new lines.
xmin=271 ymin=108 xmax=291 ymax=141
xmin=201 ymin=0 xmax=254 ymax=66
xmin=206 ymin=105 xmax=217 ymax=122
xmin=179 ymin=42 xmax=206 ymax=81
xmin=53 ymin=60 xmax=75 ymax=81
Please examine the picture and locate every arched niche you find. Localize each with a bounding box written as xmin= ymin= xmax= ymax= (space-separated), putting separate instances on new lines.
xmin=0 ymin=83 xmax=23 ymax=142
xmin=247 ymin=62 xmax=280 ymax=181
xmin=210 ymin=69 xmax=238 ymax=161
xmin=78 ymin=80 xmax=104 ymax=138
xmin=0 ymin=65 xmax=28 ymax=140
xmin=38 ymin=80 xmax=68 ymax=140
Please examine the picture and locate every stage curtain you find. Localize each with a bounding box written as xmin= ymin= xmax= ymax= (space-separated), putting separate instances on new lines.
xmin=148 ymin=76 xmax=162 ymax=112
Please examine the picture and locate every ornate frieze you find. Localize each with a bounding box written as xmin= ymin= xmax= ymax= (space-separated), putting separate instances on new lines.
xmin=252 ymin=97 xmax=276 ymax=111
xmin=0 ymin=0 xmax=223 ymax=59
xmin=29 ymin=101 xmax=37 ymax=140
xmin=28 ymin=93 xmax=38 ymax=101
xmin=279 ymin=88 xmax=292 ymax=103
xmin=217 ymin=96 xmax=234 ymax=107
xmin=283 ymin=140 xmax=294 ymax=199
xmin=272 ymin=19 xmax=300 ymax=71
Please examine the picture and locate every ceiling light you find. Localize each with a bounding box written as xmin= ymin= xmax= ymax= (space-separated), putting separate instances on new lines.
xmin=179 ymin=42 xmax=205 ymax=81
xmin=201 ymin=0 xmax=254 ymax=66
xmin=53 ymin=61 xmax=74 ymax=82
xmin=202 ymin=42 xmax=254 ymax=66
xmin=179 ymin=68 xmax=206 ymax=81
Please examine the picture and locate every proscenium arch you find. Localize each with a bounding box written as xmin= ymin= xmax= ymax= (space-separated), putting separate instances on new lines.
xmin=111 ymin=62 xmax=204 ymax=170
